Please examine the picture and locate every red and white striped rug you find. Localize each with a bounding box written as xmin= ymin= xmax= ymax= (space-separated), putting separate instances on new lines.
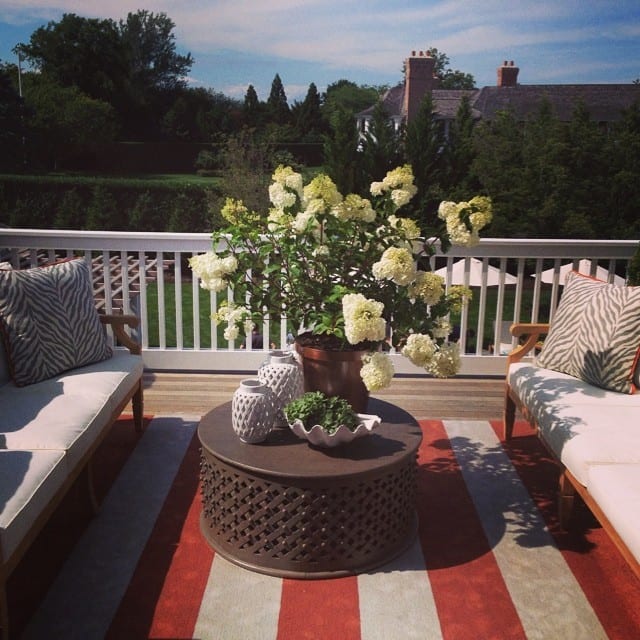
xmin=15 ymin=415 xmax=640 ymax=639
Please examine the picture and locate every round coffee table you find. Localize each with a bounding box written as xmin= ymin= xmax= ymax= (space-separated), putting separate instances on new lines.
xmin=198 ymin=397 xmax=422 ymax=579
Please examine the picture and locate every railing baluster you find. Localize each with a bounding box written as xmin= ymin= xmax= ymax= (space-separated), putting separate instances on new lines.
xmin=138 ymin=251 xmax=149 ymax=349
xmin=190 ymin=251 xmax=201 ymax=350
xmin=157 ymin=252 xmax=166 ymax=349
xmin=174 ymin=252 xmax=183 ymax=350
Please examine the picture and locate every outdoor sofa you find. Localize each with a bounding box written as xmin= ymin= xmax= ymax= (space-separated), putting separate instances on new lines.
xmin=504 ymin=271 xmax=640 ymax=580
xmin=0 ymin=258 xmax=144 ymax=639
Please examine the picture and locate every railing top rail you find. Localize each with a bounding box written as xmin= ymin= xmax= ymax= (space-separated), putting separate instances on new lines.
xmin=1 ymin=229 xmax=638 ymax=259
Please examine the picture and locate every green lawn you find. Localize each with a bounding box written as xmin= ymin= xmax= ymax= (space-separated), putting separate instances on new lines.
xmin=144 ymin=282 xmax=285 ymax=348
xmin=143 ymin=281 xmax=553 ymax=351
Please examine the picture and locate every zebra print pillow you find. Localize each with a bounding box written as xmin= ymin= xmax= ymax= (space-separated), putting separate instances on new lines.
xmin=537 ymin=271 xmax=640 ymax=394
xmin=0 ymin=258 xmax=112 ymax=386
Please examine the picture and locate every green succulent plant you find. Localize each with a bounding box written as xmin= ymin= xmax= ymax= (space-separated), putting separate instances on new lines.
xmin=284 ymin=391 xmax=359 ymax=434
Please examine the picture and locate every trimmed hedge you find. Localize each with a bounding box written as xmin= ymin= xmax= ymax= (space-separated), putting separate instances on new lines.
xmin=0 ymin=174 xmax=223 ymax=232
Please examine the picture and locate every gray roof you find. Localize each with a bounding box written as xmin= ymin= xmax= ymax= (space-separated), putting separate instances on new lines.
xmin=472 ymin=84 xmax=640 ymax=122
xmin=358 ymin=82 xmax=639 ymax=123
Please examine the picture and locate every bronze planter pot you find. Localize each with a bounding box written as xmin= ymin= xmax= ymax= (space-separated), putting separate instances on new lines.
xmin=295 ymin=342 xmax=369 ymax=413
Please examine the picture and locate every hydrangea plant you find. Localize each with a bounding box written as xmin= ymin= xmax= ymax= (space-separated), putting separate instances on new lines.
xmin=190 ymin=165 xmax=492 ymax=390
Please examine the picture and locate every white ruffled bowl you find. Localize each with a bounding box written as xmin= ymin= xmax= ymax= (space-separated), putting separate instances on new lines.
xmin=288 ymin=413 xmax=381 ymax=448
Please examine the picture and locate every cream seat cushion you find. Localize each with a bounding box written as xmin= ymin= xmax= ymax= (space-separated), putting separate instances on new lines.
xmin=0 ymin=351 xmax=143 ymax=469
xmin=508 ymin=362 xmax=640 ymax=485
xmin=0 ymin=449 xmax=67 ymax=562
xmin=587 ymin=464 xmax=640 ymax=565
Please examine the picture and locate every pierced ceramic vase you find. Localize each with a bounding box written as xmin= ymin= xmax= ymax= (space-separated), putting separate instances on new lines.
xmin=231 ymin=378 xmax=277 ymax=443
xmin=257 ymin=350 xmax=304 ymax=427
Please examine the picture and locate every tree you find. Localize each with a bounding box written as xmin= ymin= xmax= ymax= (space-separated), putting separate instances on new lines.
xmin=162 ymin=87 xmax=241 ymax=140
xmin=556 ymin=101 xmax=608 ymax=238
xmin=322 ymin=80 xmax=381 ymax=125
xmin=20 ymin=73 xmax=118 ymax=170
xmin=17 ymin=13 xmax=127 ymax=105
xmin=292 ymin=82 xmax=324 ymax=141
xmin=118 ymin=10 xmax=193 ymax=93
xmin=17 ymin=11 xmax=194 ymax=140
xmin=472 ymin=109 xmax=527 ymax=237
xmin=606 ymin=100 xmax=640 ymax=236
xmin=360 ymin=101 xmax=403 ymax=183
xmin=0 ymin=63 xmax=27 ymax=171
xmin=243 ymin=84 xmax=262 ymax=128
xmin=403 ymin=94 xmax=447 ymax=229
xmin=266 ymin=73 xmax=290 ymax=125
xmin=444 ymin=95 xmax=478 ymax=198
xmin=323 ymin=107 xmax=363 ymax=195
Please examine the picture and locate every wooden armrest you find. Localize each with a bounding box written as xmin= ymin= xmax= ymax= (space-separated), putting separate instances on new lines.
xmin=506 ymin=323 xmax=550 ymax=364
xmin=100 ymin=314 xmax=142 ymax=355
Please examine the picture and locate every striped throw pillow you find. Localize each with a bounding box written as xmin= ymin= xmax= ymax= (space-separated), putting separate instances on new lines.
xmin=0 ymin=258 xmax=112 ymax=386
xmin=537 ymin=271 xmax=640 ymax=394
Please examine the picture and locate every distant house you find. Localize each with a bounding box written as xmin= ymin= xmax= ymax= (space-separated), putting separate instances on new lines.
xmin=356 ymin=51 xmax=640 ymax=137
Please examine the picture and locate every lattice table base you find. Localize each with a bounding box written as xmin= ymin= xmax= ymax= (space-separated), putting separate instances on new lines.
xmin=198 ymin=399 xmax=422 ymax=579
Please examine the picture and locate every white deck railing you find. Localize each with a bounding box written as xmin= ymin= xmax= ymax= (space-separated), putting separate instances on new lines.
xmin=1 ymin=228 xmax=637 ymax=376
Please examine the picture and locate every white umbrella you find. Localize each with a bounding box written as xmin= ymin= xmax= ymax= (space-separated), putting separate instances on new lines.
xmin=434 ymin=257 xmax=517 ymax=287
xmin=536 ymin=259 xmax=625 ymax=285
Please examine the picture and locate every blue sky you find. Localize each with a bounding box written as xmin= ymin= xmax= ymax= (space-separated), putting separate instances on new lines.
xmin=0 ymin=0 xmax=638 ymax=102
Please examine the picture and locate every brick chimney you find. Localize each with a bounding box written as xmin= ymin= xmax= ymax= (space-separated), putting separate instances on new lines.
xmin=497 ymin=60 xmax=519 ymax=87
xmin=403 ymin=50 xmax=437 ymax=123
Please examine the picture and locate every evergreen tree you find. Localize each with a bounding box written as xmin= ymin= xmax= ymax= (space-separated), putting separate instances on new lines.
xmin=403 ymin=94 xmax=447 ymax=229
xmin=557 ymin=101 xmax=606 ymax=238
xmin=606 ymin=100 xmax=640 ymax=237
xmin=360 ymin=101 xmax=402 ymax=183
xmin=243 ymin=84 xmax=262 ymax=128
xmin=519 ymin=99 xmax=566 ymax=237
xmin=471 ymin=109 xmax=527 ymax=237
xmin=445 ymin=94 xmax=478 ymax=198
xmin=266 ymin=73 xmax=290 ymax=125
xmin=0 ymin=63 xmax=27 ymax=172
xmin=323 ymin=107 xmax=362 ymax=195
xmin=293 ymin=82 xmax=324 ymax=141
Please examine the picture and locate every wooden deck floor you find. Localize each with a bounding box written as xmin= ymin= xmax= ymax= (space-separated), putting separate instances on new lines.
xmin=142 ymin=371 xmax=506 ymax=421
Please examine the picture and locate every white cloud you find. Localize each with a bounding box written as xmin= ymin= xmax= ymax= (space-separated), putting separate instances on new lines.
xmin=1 ymin=0 xmax=637 ymax=91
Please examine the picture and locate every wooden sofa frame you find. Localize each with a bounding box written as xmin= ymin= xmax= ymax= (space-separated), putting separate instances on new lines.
xmin=0 ymin=314 xmax=143 ymax=640
xmin=503 ymin=322 xmax=640 ymax=581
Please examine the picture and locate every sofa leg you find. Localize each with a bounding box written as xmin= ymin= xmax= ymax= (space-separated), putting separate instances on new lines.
xmin=503 ymin=386 xmax=516 ymax=440
xmin=558 ymin=471 xmax=576 ymax=530
xmin=85 ymin=460 xmax=100 ymax=515
xmin=132 ymin=382 xmax=144 ymax=433
xmin=1 ymin=580 xmax=9 ymax=640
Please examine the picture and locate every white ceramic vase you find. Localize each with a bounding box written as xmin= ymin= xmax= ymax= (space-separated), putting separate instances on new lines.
xmin=257 ymin=350 xmax=304 ymax=427
xmin=231 ymin=378 xmax=277 ymax=443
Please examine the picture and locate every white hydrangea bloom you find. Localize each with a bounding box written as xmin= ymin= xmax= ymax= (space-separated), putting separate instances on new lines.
xmin=342 ymin=293 xmax=386 ymax=345
xmin=189 ymin=252 xmax=238 ymax=292
xmin=269 ymin=182 xmax=297 ymax=209
xmin=223 ymin=325 xmax=240 ymax=341
xmin=428 ymin=343 xmax=461 ymax=378
xmin=333 ymin=194 xmax=376 ymax=222
xmin=372 ymin=247 xmax=417 ymax=286
xmin=360 ymin=352 xmax=395 ymax=391
xmin=407 ymin=271 xmax=445 ymax=305
xmin=272 ymin=165 xmax=304 ymax=199
xmin=370 ymin=181 xmax=385 ymax=197
xmin=293 ymin=210 xmax=320 ymax=235
xmin=401 ymin=333 xmax=436 ymax=368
